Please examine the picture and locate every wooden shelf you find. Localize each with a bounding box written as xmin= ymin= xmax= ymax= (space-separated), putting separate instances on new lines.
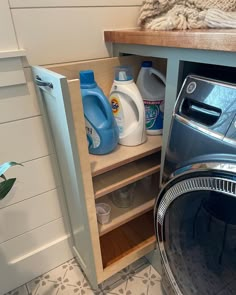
xmin=104 ymin=29 xmax=236 ymax=52
xmin=100 ymin=211 xmax=155 ymax=268
xmin=90 ymin=135 xmax=162 ymax=177
xmin=96 ymin=176 xmax=159 ymax=236
xmin=93 ymin=152 xmax=161 ymax=199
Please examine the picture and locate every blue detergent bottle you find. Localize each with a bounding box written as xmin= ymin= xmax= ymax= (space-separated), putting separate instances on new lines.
xmin=79 ymin=70 xmax=119 ymax=155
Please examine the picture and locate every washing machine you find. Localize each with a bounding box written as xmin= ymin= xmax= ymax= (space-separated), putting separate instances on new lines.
xmin=154 ymin=75 xmax=236 ymax=295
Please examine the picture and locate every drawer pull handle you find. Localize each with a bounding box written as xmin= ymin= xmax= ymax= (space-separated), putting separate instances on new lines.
xmin=35 ymin=75 xmax=53 ymax=89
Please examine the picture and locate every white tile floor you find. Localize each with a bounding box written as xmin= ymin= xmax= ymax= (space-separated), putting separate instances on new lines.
xmin=5 ymin=258 xmax=163 ymax=295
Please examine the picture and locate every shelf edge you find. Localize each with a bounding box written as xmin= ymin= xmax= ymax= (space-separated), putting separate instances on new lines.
xmin=91 ymin=146 xmax=161 ymax=177
xmin=94 ymin=165 xmax=160 ymax=199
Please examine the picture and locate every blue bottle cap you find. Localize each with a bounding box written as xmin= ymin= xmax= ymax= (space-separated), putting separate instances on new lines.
xmin=141 ymin=61 xmax=153 ymax=68
xmin=79 ymin=70 xmax=97 ymax=88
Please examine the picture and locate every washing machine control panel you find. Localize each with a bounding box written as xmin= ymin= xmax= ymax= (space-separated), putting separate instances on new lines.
xmin=176 ymin=75 xmax=236 ymax=140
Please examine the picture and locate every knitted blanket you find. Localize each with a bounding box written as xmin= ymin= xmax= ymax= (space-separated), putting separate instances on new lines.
xmin=138 ymin=0 xmax=236 ymax=30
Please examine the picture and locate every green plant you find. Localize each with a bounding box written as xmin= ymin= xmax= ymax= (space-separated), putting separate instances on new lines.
xmin=0 ymin=162 xmax=22 ymax=200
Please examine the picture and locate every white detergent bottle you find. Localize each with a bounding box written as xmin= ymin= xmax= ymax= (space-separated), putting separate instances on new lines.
xmin=137 ymin=61 xmax=166 ymax=135
xmin=109 ymin=66 xmax=147 ymax=146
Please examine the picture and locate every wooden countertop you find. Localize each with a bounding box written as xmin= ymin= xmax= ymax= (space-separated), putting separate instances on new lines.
xmin=104 ymin=29 xmax=236 ymax=52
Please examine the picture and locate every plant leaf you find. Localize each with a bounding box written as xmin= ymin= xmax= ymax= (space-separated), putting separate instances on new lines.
xmin=0 ymin=174 xmax=7 ymax=181
xmin=0 ymin=162 xmax=23 ymax=176
xmin=0 ymin=178 xmax=16 ymax=200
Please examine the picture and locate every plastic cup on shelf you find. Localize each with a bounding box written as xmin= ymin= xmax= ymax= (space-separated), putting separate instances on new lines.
xmin=96 ymin=203 xmax=111 ymax=224
xmin=111 ymin=182 xmax=136 ymax=208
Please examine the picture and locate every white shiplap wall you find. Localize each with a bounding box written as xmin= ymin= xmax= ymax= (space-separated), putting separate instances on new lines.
xmin=0 ymin=56 xmax=73 ymax=294
xmin=0 ymin=0 xmax=141 ymax=294
xmin=11 ymin=6 xmax=140 ymax=65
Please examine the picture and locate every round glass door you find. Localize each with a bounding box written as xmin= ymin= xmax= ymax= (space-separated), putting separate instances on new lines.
xmin=156 ymin=172 xmax=236 ymax=295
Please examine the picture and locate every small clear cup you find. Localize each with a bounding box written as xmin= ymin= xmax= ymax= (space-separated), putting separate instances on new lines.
xmin=96 ymin=203 xmax=111 ymax=224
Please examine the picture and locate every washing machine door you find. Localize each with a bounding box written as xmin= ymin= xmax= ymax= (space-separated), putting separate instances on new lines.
xmin=155 ymin=162 xmax=236 ymax=295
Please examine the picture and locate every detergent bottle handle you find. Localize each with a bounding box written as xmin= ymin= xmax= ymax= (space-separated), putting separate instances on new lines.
xmin=87 ymin=90 xmax=113 ymax=128
xmin=117 ymin=85 xmax=143 ymax=124
xmin=149 ymin=68 xmax=166 ymax=85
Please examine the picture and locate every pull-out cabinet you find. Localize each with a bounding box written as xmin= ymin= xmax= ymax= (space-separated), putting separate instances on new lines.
xmin=32 ymin=56 xmax=166 ymax=287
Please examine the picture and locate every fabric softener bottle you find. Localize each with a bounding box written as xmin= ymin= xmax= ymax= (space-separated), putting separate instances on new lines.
xmin=79 ymin=70 xmax=119 ymax=155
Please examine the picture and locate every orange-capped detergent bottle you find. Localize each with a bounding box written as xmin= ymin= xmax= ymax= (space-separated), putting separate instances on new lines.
xmin=109 ymin=66 xmax=147 ymax=146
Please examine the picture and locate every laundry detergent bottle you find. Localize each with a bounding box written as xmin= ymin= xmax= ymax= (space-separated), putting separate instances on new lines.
xmin=79 ymin=70 xmax=119 ymax=155
xmin=109 ymin=66 xmax=147 ymax=146
xmin=137 ymin=61 xmax=166 ymax=135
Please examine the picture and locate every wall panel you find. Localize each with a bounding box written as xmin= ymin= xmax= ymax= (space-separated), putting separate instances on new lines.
xmin=0 ymin=156 xmax=57 ymax=209
xmin=10 ymin=0 xmax=142 ymax=7
xmin=0 ymin=218 xmax=67 ymax=264
xmin=12 ymin=7 xmax=140 ymax=65
xmin=0 ymin=70 xmax=40 ymax=123
xmin=0 ymin=57 xmax=26 ymax=88
xmin=0 ymin=220 xmax=72 ymax=295
xmin=0 ymin=189 xmax=62 ymax=243
xmin=0 ymin=0 xmax=18 ymax=50
xmin=0 ymin=116 xmax=50 ymax=163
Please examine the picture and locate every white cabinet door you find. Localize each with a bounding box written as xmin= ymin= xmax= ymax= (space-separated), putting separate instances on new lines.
xmin=32 ymin=66 xmax=98 ymax=288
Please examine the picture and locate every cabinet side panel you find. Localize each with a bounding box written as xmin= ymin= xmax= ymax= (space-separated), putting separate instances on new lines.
xmin=31 ymin=67 xmax=99 ymax=288
xmin=68 ymin=80 xmax=104 ymax=281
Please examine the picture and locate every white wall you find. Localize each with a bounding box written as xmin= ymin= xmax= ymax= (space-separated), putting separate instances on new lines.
xmin=0 ymin=1 xmax=141 ymax=293
xmin=11 ymin=5 xmax=140 ymax=65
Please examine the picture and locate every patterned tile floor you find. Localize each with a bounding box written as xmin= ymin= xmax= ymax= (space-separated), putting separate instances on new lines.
xmin=5 ymin=257 xmax=163 ymax=295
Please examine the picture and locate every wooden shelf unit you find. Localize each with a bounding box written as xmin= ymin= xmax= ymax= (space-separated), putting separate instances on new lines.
xmin=34 ymin=55 xmax=164 ymax=287
xmin=93 ymin=151 xmax=161 ymax=199
xmin=96 ymin=174 xmax=159 ymax=236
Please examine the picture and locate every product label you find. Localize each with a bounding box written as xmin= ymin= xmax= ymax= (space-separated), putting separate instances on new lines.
xmin=110 ymin=95 xmax=124 ymax=136
xmin=85 ymin=118 xmax=101 ymax=148
xmin=144 ymin=99 xmax=164 ymax=131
